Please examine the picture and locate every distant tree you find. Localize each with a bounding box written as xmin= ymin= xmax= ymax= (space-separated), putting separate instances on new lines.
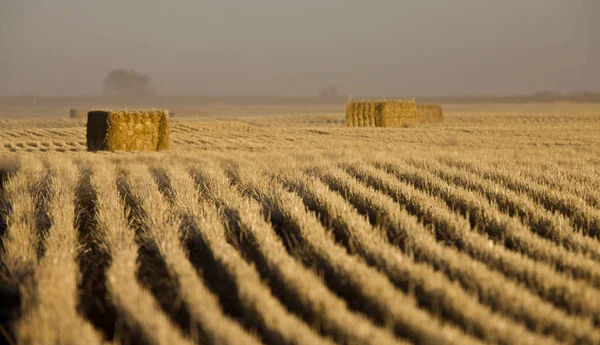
xmin=531 ymin=90 xmax=562 ymax=102
xmin=102 ymin=68 xmax=157 ymax=97
xmin=567 ymin=91 xmax=600 ymax=102
xmin=317 ymin=85 xmax=345 ymax=99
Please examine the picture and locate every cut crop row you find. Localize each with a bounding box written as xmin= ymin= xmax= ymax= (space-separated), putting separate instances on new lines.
xmin=187 ymin=161 xmax=403 ymax=345
xmin=277 ymin=167 xmax=559 ymax=345
xmin=345 ymin=161 xmax=600 ymax=323
xmin=439 ymin=157 xmax=600 ymax=238
xmin=308 ymin=163 xmax=599 ymax=344
xmin=228 ymin=161 xmax=483 ymax=345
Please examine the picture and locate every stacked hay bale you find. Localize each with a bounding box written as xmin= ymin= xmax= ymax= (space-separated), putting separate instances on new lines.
xmin=346 ymin=100 xmax=445 ymax=127
xmin=69 ymin=108 xmax=88 ymax=119
xmin=346 ymin=100 xmax=417 ymax=127
xmin=86 ymin=109 xmax=170 ymax=152
xmin=416 ymin=104 xmax=444 ymax=124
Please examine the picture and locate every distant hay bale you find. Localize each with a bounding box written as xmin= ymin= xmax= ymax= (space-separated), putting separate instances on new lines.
xmin=379 ymin=100 xmax=418 ymax=127
xmin=345 ymin=100 xmax=417 ymax=127
xmin=86 ymin=109 xmax=170 ymax=152
xmin=168 ymin=111 xmax=176 ymax=117
xmin=69 ymin=109 xmax=88 ymax=119
xmin=416 ymin=104 xmax=444 ymax=124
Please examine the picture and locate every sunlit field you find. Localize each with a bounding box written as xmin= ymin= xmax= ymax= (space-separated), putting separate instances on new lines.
xmin=1 ymin=103 xmax=600 ymax=345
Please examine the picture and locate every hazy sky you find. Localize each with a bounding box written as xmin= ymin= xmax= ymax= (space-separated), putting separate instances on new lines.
xmin=0 ymin=0 xmax=598 ymax=96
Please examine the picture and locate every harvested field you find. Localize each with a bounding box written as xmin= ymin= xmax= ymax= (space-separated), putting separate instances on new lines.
xmin=1 ymin=103 xmax=600 ymax=344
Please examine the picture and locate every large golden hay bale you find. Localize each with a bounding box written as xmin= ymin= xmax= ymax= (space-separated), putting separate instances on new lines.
xmin=416 ymin=104 xmax=444 ymax=124
xmin=86 ymin=109 xmax=170 ymax=152
xmin=345 ymin=100 xmax=417 ymax=127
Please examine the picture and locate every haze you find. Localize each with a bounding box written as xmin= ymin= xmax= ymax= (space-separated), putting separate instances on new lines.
xmin=0 ymin=0 xmax=598 ymax=97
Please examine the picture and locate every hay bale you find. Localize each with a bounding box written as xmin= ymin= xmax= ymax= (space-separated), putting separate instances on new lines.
xmin=345 ymin=100 xmax=416 ymax=127
xmin=362 ymin=101 xmax=371 ymax=126
xmin=345 ymin=103 xmax=354 ymax=127
xmin=379 ymin=100 xmax=417 ymax=127
xmin=69 ymin=109 xmax=88 ymax=119
xmin=357 ymin=102 xmax=365 ymax=127
xmin=86 ymin=109 xmax=170 ymax=152
xmin=416 ymin=104 xmax=444 ymax=123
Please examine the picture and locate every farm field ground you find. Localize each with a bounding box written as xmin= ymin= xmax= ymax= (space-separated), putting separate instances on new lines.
xmin=0 ymin=103 xmax=600 ymax=345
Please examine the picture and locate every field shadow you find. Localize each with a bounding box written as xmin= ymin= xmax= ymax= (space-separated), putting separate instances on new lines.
xmin=154 ymin=166 xmax=281 ymax=344
xmin=32 ymin=162 xmax=53 ymax=259
xmin=116 ymin=171 xmax=195 ymax=341
xmin=282 ymin=176 xmax=461 ymax=324
xmin=222 ymin=168 xmax=396 ymax=333
xmin=0 ymin=160 xmax=21 ymax=345
xmin=75 ymin=166 xmax=145 ymax=345
xmin=218 ymin=204 xmax=344 ymax=341
xmin=187 ymin=167 xmax=319 ymax=323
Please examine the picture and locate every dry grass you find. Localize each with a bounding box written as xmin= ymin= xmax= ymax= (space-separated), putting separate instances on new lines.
xmin=86 ymin=161 xmax=192 ymax=345
xmin=276 ymin=168 xmax=556 ymax=345
xmin=186 ymin=161 xmax=402 ymax=345
xmin=1 ymin=103 xmax=600 ymax=344
xmin=308 ymin=163 xmax=598 ymax=344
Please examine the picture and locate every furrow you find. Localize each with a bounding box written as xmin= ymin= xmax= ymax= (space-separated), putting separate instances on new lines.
xmin=345 ymin=162 xmax=600 ymax=323
xmin=13 ymin=160 xmax=105 ymax=345
xmin=278 ymin=168 xmax=559 ymax=345
xmin=31 ymin=160 xmax=52 ymax=260
xmin=90 ymin=162 xmax=192 ymax=345
xmin=310 ymin=163 xmax=599 ymax=344
xmin=228 ymin=162 xmax=484 ymax=345
xmin=75 ymin=163 xmax=121 ymax=342
xmin=509 ymin=163 xmax=600 ymax=209
xmin=439 ymin=157 xmax=600 ymax=238
xmin=122 ymin=163 xmax=262 ymax=345
xmin=0 ymin=162 xmax=18 ymax=344
xmin=167 ymin=162 xmax=334 ymax=345
xmin=1 ymin=158 xmax=44 ymax=345
xmin=1 ymin=157 xmax=43 ymax=282
xmin=187 ymin=162 xmax=404 ymax=345
xmin=374 ymin=158 xmax=600 ymax=286
xmin=406 ymin=157 xmax=600 ymax=261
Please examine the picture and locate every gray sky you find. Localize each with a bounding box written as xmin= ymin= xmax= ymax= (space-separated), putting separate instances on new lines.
xmin=0 ymin=0 xmax=598 ymax=96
